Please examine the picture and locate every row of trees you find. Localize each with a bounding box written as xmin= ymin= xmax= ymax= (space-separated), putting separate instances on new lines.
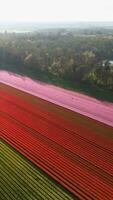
xmin=0 ymin=28 xmax=113 ymax=90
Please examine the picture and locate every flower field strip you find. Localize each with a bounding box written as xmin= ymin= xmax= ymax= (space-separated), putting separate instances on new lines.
xmin=1 ymin=140 xmax=75 ymax=200
xmin=0 ymin=96 xmax=113 ymax=176
xmin=1 ymin=109 xmax=113 ymax=187
xmin=0 ymin=100 xmax=113 ymax=187
xmin=1 ymin=134 xmax=90 ymax=199
xmin=0 ymin=82 xmax=113 ymax=139
xmin=0 ymin=90 xmax=113 ymax=153
xmin=0 ymin=112 xmax=113 ymax=199
xmin=2 ymin=134 xmax=112 ymax=200
xmin=0 ymin=84 xmax=113 ymax=199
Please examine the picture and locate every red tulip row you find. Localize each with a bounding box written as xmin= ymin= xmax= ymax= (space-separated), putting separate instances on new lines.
xmin=0 ymin=90 xmax=112 ymax=153
xmin=0 ymin=95 xmax=113 ymax=176
xmin=0 ymin=91 xmax=113 ymax=199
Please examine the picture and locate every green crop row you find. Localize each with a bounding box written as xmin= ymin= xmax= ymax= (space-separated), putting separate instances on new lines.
xmin=1 ymin=140 xmax=75 ymax=200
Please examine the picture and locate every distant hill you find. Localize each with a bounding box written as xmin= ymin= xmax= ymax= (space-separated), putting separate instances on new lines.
xmin=0 ymin=21 xmax=113 ymax=33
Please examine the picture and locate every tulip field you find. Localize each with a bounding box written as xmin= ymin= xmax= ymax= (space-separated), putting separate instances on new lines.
xmin=0 ymin=83 xmax=113 ymax=200
xmin=1 ymin=140 xmax=75 ymax=200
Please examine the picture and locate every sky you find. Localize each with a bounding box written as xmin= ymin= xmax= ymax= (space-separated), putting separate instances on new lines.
xmin=0 ymin=0 xmax=113 ymax=22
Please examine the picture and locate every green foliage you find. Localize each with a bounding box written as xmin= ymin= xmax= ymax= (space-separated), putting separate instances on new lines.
xmin=0 ymin=28 xmax=113 ymax=99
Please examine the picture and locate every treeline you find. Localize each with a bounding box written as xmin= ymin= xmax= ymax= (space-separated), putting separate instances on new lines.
xmin=0 ymin=28 xmax=113 ymax=90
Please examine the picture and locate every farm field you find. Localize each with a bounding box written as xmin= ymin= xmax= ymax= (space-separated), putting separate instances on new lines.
xmin=0 ymin=70 xmax=113 ymax=127
xmin=1 ymin=140 xmax=75 ymax=200
xmin=0 ymin=82 xmax=113 ymax=199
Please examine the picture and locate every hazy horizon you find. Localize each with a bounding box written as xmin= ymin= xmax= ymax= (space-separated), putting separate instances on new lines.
xmin=0 ymin=21 xmax=112 ymax=33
